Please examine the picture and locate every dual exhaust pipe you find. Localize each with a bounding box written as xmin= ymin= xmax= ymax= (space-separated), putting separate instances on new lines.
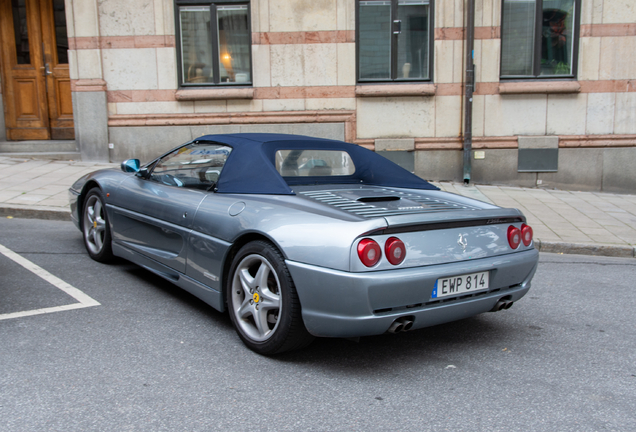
xmin=387 ymin=298 xmax=513 ymax=334
xmin=387 ymin=316 xmax=414 ymax=334
xmin=491 ymin=298 xmax=514 ymax=312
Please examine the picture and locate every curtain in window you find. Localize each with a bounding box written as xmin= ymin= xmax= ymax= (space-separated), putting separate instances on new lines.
xmin=217 ymin=5 xmax=250 ymax=83
xmin=501 ymin=0 xmax=536 ymax=76
xmin=359 ymin=1 xmax=391 ymax=80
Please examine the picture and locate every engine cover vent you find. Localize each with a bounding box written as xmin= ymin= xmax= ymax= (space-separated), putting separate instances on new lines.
xmin=299 ymin=188 xmax=479 ymax=218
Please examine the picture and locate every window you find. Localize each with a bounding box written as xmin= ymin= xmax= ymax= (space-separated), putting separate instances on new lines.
xmin=276 ymin=150 xmax=356 ymax=177
xmin=357 ymin=0 xmax=433 ymax=82
xmin=150 ymin=143 xmax=232 ymax=189
xmin=175 ymin=1 xmax=251 ymax=86
xmin=501 ymin=0 xmax=580 ymax=78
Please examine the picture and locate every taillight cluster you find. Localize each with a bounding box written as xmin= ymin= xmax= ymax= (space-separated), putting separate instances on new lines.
xmin=357 ymin=237 xmax=406 ymax=267
xmin=507 ymin=223 xmax=533 ymax=249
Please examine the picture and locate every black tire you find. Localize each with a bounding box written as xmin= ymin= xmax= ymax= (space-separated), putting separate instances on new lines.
xmin=226 ymin=240 xmax=314 ymax=355
xmin=82 ymin=188 xmax=114 ymax=263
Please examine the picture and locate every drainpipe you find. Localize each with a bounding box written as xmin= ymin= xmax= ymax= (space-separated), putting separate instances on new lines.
xmin=463 ymin=0 xmax=475 ymax=184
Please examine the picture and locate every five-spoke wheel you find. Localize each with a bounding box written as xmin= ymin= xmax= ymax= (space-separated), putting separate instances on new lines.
xmin=82 ymin=188 xmax=113 ymax=262
xmin=231 ymin=253 xmax=282 ymax=341
xmin=227 ymin=241 xmax=313 ymax=355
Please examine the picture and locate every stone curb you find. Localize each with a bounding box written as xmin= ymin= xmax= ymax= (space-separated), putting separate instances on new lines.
xmin=0 ymin=204 xmax=71 ymax=221
xmin=534 ymin=239 xmax=636 ymax=258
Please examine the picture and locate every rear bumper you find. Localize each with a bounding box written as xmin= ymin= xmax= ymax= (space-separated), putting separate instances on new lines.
xmin=287 ymin=249 xmax=539 ymax=338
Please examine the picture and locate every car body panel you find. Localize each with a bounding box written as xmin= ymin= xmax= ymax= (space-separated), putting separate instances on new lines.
xmin=349 ymin=222 xmax=529 ymax=271
xmin=69 ymin=133 xmax=540 ymax=341
xmin=287 ymin=248 xmax=538 ymax=337
xmin=108 ymin=176 xmax=207 ymax=273
xmin=190 ymin=192 xmax=388 ymax=271
xmin=185 ymin=229 xmax=233 ymax=295
xmin=113 ymin=240 xmax=224 ymax=311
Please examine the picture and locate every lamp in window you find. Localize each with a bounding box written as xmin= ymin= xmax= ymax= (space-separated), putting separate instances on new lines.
xmin=220 ymin=50 xmax=234 ymax=82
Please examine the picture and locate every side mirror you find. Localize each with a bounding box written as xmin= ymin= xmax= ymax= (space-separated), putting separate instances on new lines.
xmin=121 ymin=159 xmax=140 ymax=173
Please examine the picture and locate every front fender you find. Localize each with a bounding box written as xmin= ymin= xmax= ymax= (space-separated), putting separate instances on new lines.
xmin=68 ymin=169 xmax=132 ymax=231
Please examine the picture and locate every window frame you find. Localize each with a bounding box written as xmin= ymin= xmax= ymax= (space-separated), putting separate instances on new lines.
xmin=499 ymin=0 xmax=582 ymax=80
xmin=355 ymin=0 xmax=435 ymax=83
xmin=174 ymin=0 xmax=253 ymax=88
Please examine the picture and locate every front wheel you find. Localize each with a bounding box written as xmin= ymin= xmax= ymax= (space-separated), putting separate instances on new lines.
xmin=82 ymin=188 xmax=114 ymax=263
xmin=226 ymin=241 xmax=313 ymax=355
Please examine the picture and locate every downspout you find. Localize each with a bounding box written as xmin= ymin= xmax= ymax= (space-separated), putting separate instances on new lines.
xmin=463 ymin=0 xmax=475 ymax=184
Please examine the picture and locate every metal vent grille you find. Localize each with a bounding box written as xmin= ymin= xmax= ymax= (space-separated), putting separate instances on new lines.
xmin=299 ymin=189 xmax=479 ymax=218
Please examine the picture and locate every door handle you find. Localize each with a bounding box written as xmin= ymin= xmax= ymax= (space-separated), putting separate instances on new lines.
xmin=44 ymin=63 xmax=52 ymax=75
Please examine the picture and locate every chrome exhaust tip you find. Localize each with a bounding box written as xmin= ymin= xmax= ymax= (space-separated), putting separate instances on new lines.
xmin=387 ymin=316 xmax=415 ymax=333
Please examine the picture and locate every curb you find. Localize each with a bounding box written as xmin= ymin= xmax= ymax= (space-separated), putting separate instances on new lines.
xmin=534 ymin=239 xmax=636 ymax=259
xmin=0 ymin=204 xmax=70 ymax=221
xmin=2 ymin=204 xmax=635 ymax=259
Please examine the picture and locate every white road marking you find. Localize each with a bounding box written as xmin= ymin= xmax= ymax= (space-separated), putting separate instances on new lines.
xmin=0 ymin=242 xmax=100 ymax=321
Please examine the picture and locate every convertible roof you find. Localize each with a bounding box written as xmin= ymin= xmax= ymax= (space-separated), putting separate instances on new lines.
xmin=195 ymin=133 xmax=438 ymax=195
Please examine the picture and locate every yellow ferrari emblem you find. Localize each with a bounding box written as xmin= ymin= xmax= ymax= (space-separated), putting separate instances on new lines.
xmin=253 ymin=292 xmax=260 ymax=303
xmin=93 ymin=220 xmax=97 ymax=228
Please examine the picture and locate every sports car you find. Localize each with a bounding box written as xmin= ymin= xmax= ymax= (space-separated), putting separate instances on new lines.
xmin=69 ymin=133 xmax=539 ymax=355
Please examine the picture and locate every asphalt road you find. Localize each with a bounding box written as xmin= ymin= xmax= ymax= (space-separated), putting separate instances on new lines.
xmin=1 ymin=218 xmax=635 ymax=432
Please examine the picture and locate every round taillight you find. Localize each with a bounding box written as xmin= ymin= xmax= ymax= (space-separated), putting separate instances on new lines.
xmin=357 ymin=238 xmax=381 ymax=267
xmin=385 ymin=237 xmax=406 ymax=266
xmin=521 ymin=223 xmax=533 ymax=246
xmin=507 ymin=225 xmax=521 ymax=249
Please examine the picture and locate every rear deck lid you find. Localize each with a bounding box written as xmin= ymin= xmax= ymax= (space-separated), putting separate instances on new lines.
xmin=294 ymin=186 xmax=532 ymax=271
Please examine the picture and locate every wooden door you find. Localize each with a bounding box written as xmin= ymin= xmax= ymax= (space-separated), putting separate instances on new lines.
xmin=0 ymin=0 xmax=74 ymax=141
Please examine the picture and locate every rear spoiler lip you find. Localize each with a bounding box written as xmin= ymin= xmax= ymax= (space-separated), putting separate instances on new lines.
xmin=369 ymin=209 xmax=526 ymax=235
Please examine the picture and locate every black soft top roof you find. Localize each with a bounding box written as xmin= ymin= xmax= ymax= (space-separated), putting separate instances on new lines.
xmin=196 ymin=133 xmax=437 ymax=195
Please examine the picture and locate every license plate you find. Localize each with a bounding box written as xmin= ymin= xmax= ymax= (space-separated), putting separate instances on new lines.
xmin=432 ymin=271 xmax=489 ymax=299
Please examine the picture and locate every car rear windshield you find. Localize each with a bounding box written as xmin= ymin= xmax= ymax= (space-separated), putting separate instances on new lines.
xmin=275 ymin=150 xmax=356 ymax=177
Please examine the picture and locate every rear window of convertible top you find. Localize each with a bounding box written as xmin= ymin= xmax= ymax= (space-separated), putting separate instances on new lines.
xmin=275 ymin=150 xmax=355 ymax=177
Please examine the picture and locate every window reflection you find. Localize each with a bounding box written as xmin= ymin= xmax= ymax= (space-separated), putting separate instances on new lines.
xmin=151 ymin=143 xmax=232 ymax=189
xmin=178 ymin=2 xmax=251 ymax=86
xmin=397 ymin=0 xmax=429 ymax=80
xmin=12 ymin=0 xmax=30 ymax=65
xmin=501 ymin=0 xmax=576 ymax=77
xmin=53 ymin=0 xmax=68 ymax=64
xmin=276 ymin=150 xmax=356 ymax=177
xmin=540 ymin=1 xmax=575 ymax=76
xmin=180 ymin=7 xmax=214 ymax=84
xmin=358 ymin=0 xmax=430 ymax=82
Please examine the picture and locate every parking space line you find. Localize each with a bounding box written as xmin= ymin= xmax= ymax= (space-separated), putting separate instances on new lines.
xmin=0 ymin=243 xmax=100 ymax=321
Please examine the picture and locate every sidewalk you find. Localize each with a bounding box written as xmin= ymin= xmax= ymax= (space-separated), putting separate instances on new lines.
xmin=1 ymin=156 xmax=635 ymax=258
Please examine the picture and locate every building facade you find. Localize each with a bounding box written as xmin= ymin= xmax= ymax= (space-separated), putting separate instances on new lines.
xmin=1 ymin=0 xmax=635 ymax=192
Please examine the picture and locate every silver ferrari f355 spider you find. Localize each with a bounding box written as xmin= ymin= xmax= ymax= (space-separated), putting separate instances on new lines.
xmin=69 ymin=133 xmax=539 ymax=355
